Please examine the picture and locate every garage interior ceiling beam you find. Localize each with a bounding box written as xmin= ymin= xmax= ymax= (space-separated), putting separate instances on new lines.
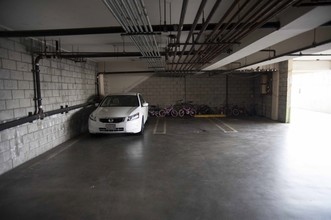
xmin=196 ymin=0 xmax=301 ymax=72
xmin=168 ymin=0 xmax=302 ymax=74
xmin=204 ymin=5 xmax=331 ymax=71
xmin=0 ymin=22 xmax=282 ymax=38
xmin=238 ymin=40 xmax=331 ymax=71
xmin=35 ymin=51 xmax=195 ymax=58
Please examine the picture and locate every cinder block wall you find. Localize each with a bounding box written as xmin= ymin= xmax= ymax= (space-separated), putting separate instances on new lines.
xmin=0 ymin=38 xmax=97 ymax=175
xmin=104 ymin=74 xmax=255 ymax=110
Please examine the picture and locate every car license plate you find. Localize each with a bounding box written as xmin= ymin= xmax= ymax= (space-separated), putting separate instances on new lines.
xmin=105 ymin=124 xmax=116 ymax=130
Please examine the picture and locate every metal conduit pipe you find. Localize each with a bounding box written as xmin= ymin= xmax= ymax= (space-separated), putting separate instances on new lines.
xmin=122 ymin=0 xmax=153 ymax=57
xmin=187 ymin=0 xmax=275 ymax=71
xmin=178 ymin=0 xmax=223 ymax=72
xmin=169 ymin=0 xmax=188 ymax=71
xmin=198 ymin=0 xmax=285 ymax=65
xmin=0 ymin=53 xmax=97 ymax=132
xmin=231 ymin=0 xmax=299 ymax=43
xmin=196 ymin=0 xmax=256 ymax=61
xmin=124 ymin=0 xmax=159 ymax=59
xmin=191 ymin=0 xmax=298 ymax=71
xmin=214 ymin=0 xmax=298 ymax=66
xmin=173 ymin=0 xmax=207 ymax=71
xmin=113 ymin=1 xmax=150 ymax=57
xmin=105 ymin=0 xmax=155 ymax=66
xmin=0 ymin=102 xmax=94 ymax=132
xmin=138 ymin=0 xmax=161 ymax=56
xmin=124 ymin=0 xmax=162 ymax=68
xmin=103 ymin=0 xmax=149 ymax=59
xmin=179 ymin=0 xmax=239 ymax=72
xmin=187 ymin=0 xmax=256 ymax=70
xmin=129 ymin=0 xmax=155 ymax=57
xmin=34 ymin=55 xmax=45 ymax=115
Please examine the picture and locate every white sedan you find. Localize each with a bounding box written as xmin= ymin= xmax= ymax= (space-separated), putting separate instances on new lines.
xmin=88 ymin=93 xmax=148 ymax=134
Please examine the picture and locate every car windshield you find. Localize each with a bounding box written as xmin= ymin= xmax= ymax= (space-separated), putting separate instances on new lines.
xmin=100 ymin=95 xmax=139 ymax=107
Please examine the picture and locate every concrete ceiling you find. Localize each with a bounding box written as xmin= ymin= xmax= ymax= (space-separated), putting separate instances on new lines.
xmin=0 ymin=0 xmax=331 ymax=73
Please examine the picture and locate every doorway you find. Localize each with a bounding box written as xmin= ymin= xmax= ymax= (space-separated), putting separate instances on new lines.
xmin=290 ymin=60 xmax=331 ymax=125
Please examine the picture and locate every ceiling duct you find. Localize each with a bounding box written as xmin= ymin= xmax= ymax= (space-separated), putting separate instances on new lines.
xmin=103 ymin=0 xmax=164 ymax=70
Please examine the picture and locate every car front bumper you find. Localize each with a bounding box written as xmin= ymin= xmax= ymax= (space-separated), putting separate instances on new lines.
xmin=88 ymin=118 xmax=141 ymax=134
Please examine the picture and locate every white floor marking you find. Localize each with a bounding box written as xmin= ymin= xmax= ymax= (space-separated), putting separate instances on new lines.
xmin=219 ymin=120 xmax=238 ymax=133
xmin=208 ymin=118 xmax=237 ymax=133
xmin=153 ymin=118 xmax=167 ymax=134
xmin=46 ymin=138 xmax=81 ymax=160
xmin=29 ymin=138 xmax=81 ymax=169
xmin=208 ymin=118 xmax=227 ymax=132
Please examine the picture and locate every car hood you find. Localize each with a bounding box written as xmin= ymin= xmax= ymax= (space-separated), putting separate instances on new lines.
xmin=94 ymin=107 xmax=138 ymax=118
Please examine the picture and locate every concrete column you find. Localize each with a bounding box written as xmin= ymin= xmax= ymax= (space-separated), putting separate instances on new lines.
xmin=98 ymin=74 xmax=105 ymax=96
xmin=271 ymin=70 xmax=279 ymax=120
xmin=278 ymin=60 xmax=292 ymax=123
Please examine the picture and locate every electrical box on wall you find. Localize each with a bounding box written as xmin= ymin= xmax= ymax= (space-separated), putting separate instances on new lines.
xmin=260 ymin=73 xmax=272 ymax=95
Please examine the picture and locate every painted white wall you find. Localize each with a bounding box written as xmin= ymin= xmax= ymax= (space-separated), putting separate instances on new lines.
xmin=104 ymin=73 xmax=154 ymax=94
xmin=98 ymin=60 xmax=153 ymax=94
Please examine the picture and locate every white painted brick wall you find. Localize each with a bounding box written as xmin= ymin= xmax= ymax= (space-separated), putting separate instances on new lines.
xmin=0 ymin=48 xmax=8 ymax=59
xmin=0 ymin=37 xmax=97 ymax=175
xmin=2 ymin=59 xmax=16 ymax=70
xmin=8 ymin=50 xmax=21 ymax=61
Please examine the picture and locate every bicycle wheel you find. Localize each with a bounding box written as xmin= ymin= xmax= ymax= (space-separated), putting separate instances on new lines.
xmin=232 ymin=108 xmax=239 ymax=116
xmin=171 ymin=109 xmax=178 ymax=117
xmin=189 ymin=109 xmax=196 ymax=117
xmin=158 ymin=109 xmax=166 ymax=117
xmin=178 ymin=109 xmax=185 ymax=117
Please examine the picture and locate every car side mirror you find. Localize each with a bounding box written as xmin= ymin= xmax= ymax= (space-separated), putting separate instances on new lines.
xmin=142 ymin=102 xmax=148 ymax=107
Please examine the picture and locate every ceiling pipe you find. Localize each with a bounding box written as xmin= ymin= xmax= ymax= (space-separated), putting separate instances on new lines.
xmin=36 ymin=51 xmax=193 ymax=58
xmin=189 ymin=0 xmax=279 ymax=71
xmin=104 ymin=0 xmax=157 ymax=66
xmin=178 ymin=0 xmax=223 ymax=72
xmin=192 ymin=0 xmax=300 ymax=71
xmin=196 ymin=0 xmax=260 ymax=64
xmin=173 ymin=0 xmax=208 ymax=71
xmin=215 ymin=0 xmax=295 ymax=55
xmin=188 ymin=0 xmax=262 ymax=71
xmin=169 ymin=0 xmax=188 ymax=71
xmin=180 ymin=0 xmax=239 ymax=72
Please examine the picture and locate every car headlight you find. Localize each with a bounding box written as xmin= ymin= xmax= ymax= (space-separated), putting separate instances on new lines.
xmin=89 ymin=114 xmax=97 ymax=121
xmin=127 ymin=112 xmax=139 ymax=121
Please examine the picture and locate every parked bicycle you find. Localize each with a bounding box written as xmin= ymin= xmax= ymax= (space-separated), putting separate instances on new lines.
xmin=148 ymin=105 xmax=162 ymax=117
xmin=158 ymin=105 xmax=178 ymax=117
xmin=174 ymin=100 xmax=196 ymax=117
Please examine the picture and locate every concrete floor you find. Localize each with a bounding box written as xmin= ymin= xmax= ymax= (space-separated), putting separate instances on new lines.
xmin=0 ymin=116 xmax=331 ymax=220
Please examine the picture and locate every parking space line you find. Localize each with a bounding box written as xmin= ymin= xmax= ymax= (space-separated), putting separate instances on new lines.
xmin=153 ymin=118 xmax=167 ymax=134
xmin=46 ymin=138 xmax=80 ymax=160
xmin=28 ymin=138 xmax=81 ymax=169
xmin=208 ymin=118 xmax=237 ymax=133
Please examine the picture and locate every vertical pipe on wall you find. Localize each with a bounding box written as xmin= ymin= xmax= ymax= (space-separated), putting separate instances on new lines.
xmin=31 ymin=54 xmax=38 ymax=114
xmin=34 ymin=55 xmax=44 ymax=116
xmin=225 ymin=74 xmax=229 ymax=115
